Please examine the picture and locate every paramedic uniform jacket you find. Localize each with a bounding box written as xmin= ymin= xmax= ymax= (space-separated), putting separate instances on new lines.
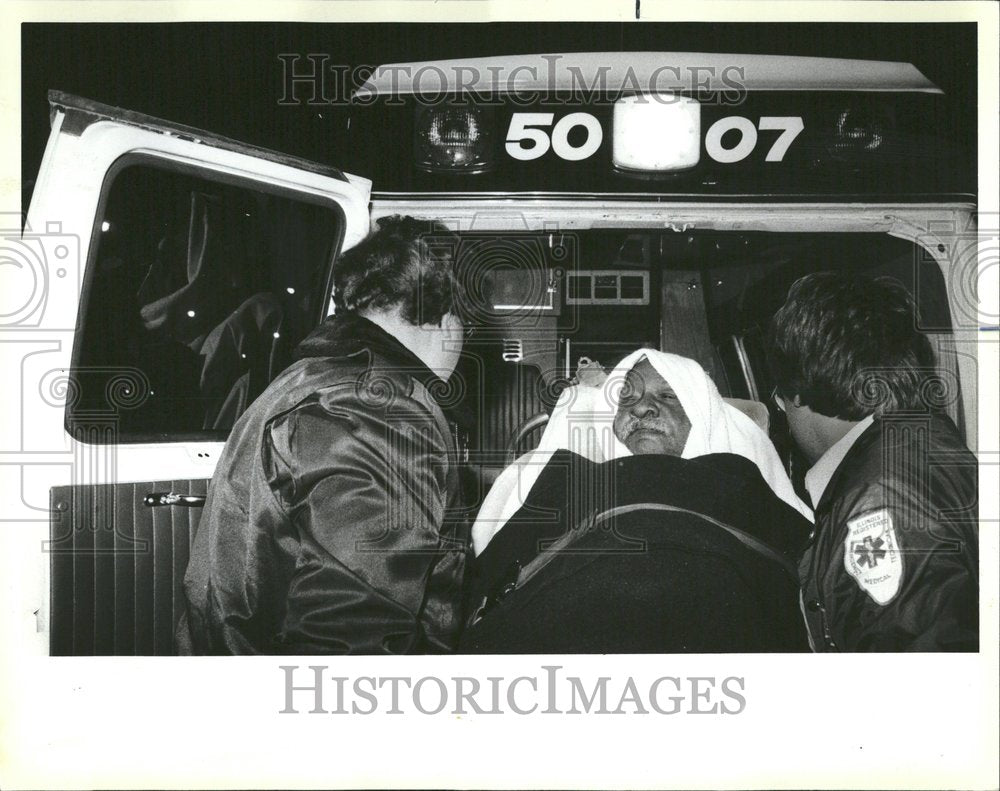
xmin=800 ymin=413 xmax=978 ymax=651
xmin=179 ymin=313 xmax=467 ymax=654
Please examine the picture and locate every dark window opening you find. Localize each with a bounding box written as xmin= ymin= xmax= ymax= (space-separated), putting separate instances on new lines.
xmin=69 ymin=160 xmax=343 ymax=442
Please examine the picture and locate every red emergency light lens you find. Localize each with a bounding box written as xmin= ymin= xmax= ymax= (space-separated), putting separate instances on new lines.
xmin=829 ymin=105 xmax=892 ymax=159
xmin=415 ymin=106 xmax=495 ymax=173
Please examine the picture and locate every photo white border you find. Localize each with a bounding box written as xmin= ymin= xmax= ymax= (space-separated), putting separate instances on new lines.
xmin=1 ymin=2 xmax=997 ymax=789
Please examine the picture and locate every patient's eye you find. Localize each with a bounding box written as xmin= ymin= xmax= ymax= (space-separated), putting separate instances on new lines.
xmin=656 ymin=389 xmax=678 ymax=402
xmin=619 ymin=378 xmax=643 ymax=405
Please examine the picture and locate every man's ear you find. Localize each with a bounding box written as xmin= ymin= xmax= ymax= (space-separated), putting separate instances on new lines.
xmin=437 ymin=311 xmax=462 ymax=330
xmin=791 ymin=394 xmax=803 ymax=408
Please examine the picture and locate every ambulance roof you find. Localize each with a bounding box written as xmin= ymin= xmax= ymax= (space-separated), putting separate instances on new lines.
xmin=355 ymin=52 xmax=942 ymax=98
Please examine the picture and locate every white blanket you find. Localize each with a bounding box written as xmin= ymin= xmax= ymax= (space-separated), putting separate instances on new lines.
xmin=471 ymin=349 xmax=813 ymax=555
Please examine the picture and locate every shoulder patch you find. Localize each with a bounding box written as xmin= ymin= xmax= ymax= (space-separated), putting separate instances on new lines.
xmin=843 ymin=509 xmax=903 ymax=605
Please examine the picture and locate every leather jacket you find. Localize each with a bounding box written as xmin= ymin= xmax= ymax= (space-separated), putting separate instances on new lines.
xmin=800 ymin=412 xmax=978 ymax=651
xmin=179 ymin=313 xmax=468 ymax=654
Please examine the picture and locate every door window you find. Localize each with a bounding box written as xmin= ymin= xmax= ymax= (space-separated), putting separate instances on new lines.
xmin=69 ymin=158 xmax=343 ymax=442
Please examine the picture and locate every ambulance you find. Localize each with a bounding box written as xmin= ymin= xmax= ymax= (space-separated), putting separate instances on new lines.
xmin=10 ymin=52 xmax=980 ymax=654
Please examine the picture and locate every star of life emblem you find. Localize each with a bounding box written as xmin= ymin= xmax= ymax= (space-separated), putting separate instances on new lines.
xmin=843 ymin=509 xmax=903 ymax=605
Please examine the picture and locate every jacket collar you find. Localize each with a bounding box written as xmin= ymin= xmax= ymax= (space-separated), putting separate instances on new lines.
xmin=294 ymin=312 xmax=445 ymax=392
xmin=813 ymin=411 xmax=967 ymax=513
xmin=813 ymin=416 xmax=884 ymax=512
xmin=805 ymin=415 xmax=876 ymax=510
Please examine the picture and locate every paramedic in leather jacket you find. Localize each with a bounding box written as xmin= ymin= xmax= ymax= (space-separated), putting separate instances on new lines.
xmin=179 ymin=216 xmax=468 ymax=654
xmin=768 ymin=272 xmax=978 ymax=651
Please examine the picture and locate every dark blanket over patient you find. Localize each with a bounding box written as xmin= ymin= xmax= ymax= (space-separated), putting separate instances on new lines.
xmin=461 ymin=450 xmax=812 ymax=653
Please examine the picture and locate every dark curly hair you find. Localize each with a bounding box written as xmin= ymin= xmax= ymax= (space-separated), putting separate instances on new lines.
xmin=333 ymin=215 xmax=460 ymax=326
xmin=767 ymin=272 xmax=936 ymax=420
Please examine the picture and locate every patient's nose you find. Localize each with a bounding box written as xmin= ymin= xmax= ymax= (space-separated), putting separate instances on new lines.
xmin=634 ymin=396 xmax=658 ymax=419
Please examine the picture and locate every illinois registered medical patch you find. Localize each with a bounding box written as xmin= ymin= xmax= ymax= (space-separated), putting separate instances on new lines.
xmin=843 ymin=509 xmax=903 ymax=605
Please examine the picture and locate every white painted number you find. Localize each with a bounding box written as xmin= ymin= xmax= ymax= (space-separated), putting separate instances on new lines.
xmin=757 ymin=116 xmax=805 ymax=162
xmin=505 ymin=113 xmax=554 ymax=161
xmin=705 ymin=116 xmax=804 ymax=163
xmin=551 ymin=112 xmax=604 ymax=161
xmin=704 ymin=116 xmax=757 ymax=163
xmin=506 ymin=112 xmax=603 ymax=161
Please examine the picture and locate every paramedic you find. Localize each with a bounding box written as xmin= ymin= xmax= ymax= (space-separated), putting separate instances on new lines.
xmin=768 ymin=272 xmax=978 ymax=651
xmin=179 ymin=215 xmax=468 ymax=654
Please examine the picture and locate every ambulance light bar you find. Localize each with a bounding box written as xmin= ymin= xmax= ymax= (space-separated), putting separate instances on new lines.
xmin=414 ymin=105 xmax=495 ymax=173
xmin=612 ymin=94 xmax=701 ymax=172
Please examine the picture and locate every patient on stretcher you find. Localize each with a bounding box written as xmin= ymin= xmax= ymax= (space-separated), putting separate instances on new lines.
xmin=461 ymin=350 xmax=813 ymax=653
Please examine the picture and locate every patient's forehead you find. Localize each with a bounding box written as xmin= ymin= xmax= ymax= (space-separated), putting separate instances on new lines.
xmin=626 ymin=358 xmax=671 ymax=390
xmin=621 ymin=357 xmax=678 ymax=400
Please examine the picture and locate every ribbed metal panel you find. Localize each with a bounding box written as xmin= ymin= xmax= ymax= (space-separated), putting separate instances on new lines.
xmin=49 ymin=479 xmax=208 ymax=656
xmin=481 ymin=364 xmax=547 ymax=454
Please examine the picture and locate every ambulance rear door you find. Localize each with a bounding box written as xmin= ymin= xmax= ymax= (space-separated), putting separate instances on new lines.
xmin=11 ymin=91 xmax=371 ymax=655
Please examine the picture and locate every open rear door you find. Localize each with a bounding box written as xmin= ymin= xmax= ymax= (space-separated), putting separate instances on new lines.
xmin=20 ymin=92 xmax=370 ymax=654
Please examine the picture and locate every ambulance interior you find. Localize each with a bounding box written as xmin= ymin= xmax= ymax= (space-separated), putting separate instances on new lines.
xmin=71 ymin=160 xmax=957 ymax=505
xmin=449 ymin=229 xmax=956 ymax=501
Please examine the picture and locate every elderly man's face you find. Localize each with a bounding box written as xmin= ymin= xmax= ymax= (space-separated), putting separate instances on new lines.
xmin=613 ymin=358 xmax=692 ymax=456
